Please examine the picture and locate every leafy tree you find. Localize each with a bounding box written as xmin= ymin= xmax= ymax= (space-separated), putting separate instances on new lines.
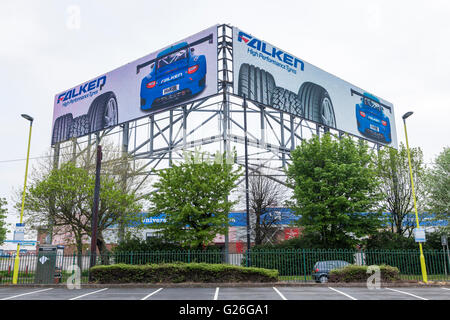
xmin=286 ymin=133 xmax=382 ymax=248
xmin=147 ymin=150 xmax=241 ymax=248
xmin=0 ymin=197 xmax=7 ymax=245
xmin=376 ymin=143 xmax=427 ymax=236
xmin=24 ymin=157 xmax=143 ymax=265
xmin=426 ymin=147 xmax=450 ymax=231
xmin=25 ymin=162 xmax=91 ymax=267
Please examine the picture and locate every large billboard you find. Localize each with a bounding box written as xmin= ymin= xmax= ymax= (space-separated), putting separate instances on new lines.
xmin=51 ymin=26 xmax=218 ymax=145
xmin=233 ymin=27 xmax=397 ymax=147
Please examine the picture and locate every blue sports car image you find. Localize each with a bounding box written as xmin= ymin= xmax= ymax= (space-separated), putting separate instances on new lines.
xmin=137 ymin=33 xmax=213 ymax=112
xmin=352 ymin=90 xmax=392 ymax=144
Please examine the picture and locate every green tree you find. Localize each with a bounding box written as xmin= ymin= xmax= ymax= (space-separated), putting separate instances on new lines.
xmin=24 ymin=161 xmax=143 ymax=265
xmin=0 ymin=197 xmax=7 ymax=245
xmin=376 ymin=143 xmax=427 ymax=236
xmin=25 ymin=162 xmax=91 ymax=266
xmin=286 ymin=133 xmax=382 ymax=248
xmin=426 ymin=147 xmax=450 ymax=231
xmin=147 ymin=150 xmax=241 ymax=248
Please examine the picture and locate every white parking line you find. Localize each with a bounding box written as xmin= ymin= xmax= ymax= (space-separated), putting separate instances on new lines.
xmin=273 ymin=287 xmax=287 ymax=300
xmin=385 ymin=288 xmax=428 ymax=300
xmin=69 ymin=288 xmax=109 ymax=300
xmin=213 ymin=287 xmax=219 ymax=300
xmin=1 ymin=288 xmax=54 ymax=300
xmin=141 ymin=288 xmax=163 ymax=300
xmin=441 ymin=288 xmax=450 ymax=291
xmin=328 ymin=287 xmax=357 ymax=300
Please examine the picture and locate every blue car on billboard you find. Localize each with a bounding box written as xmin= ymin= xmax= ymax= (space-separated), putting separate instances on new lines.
xmin=352 ymin=89 xmax=392 ymax=144
xmin=137 ymin=33 xmax=213 ymax=112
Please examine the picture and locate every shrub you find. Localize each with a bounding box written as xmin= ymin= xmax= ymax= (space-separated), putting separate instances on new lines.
xmin=328 ymin=264 xmax=400 ymax=283
xmin=89 ymin=262 xmax=278 ymax=284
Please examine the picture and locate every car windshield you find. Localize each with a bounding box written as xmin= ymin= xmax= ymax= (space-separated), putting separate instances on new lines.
xmin=157 ymin=49 xmax=187 ymax=69
xmin=363 ymin=98 xmax=383 ymax=111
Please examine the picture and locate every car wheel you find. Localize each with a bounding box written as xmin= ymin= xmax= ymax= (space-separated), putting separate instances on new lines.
xmin=298 ymin=82 xmax=336 ymax=128
xmin=52 ymin=113 xmax=74 ymax=145
xmin=319 ymin=275 xmax=328 ymax=283
xmin=238 ymin=63 xmax=275 ymax=105
xmin=87 ymin=91 xmax=119 ymax=132
xmin=270 ymin=87 xmax=304 ymax=116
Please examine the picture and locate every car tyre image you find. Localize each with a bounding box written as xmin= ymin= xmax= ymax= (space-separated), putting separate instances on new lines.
xmin=319 ymin=275 xmax=328 ymax=283
xmin=238 ymin=63 xmax=275 ymax=105
xmin=270 ymin=87 xmax=304 ymax=116
xmin=298 ymin=82 xmax=336 ymax=128
xmin=69 ymin=114 xmax=90 ymax=138
xmin=52 ymin=113 xmax=74 ymax=145
xmin=87 ymin=91 xmax=118 ymax=133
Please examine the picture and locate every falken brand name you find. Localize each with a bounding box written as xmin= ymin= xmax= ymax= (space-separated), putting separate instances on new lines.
xmin=238 ymin=31 xmax=304 ymax=71
xmin=160 ymin=72 xmax=183 ymax=84
xmin=57 ymin=76 xmax=106 ymax=104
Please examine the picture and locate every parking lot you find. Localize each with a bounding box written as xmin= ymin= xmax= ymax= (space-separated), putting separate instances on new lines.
xmin=0 ymin=286 xmax=449 ymax=300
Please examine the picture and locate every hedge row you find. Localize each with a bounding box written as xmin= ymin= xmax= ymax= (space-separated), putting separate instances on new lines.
xmin=328 ymin=264 xmax=400 ymax=283
xmin=89 ymin=262 xmax=279 ymax=284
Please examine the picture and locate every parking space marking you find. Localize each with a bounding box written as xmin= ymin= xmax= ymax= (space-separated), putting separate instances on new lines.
xmin=328 ymin=287 xmax=357 ymax=300
xmin=385 ymin=288 xmax=428 ymax=300
xmin=69 ymin=288 xmax=108 ymax=300
xmin=0 ymin=288 xmax=53 ymax=300
xmin=273 ymin=287 xmax=287 ymax=300
xmin=213 ymin=287 xmax=220 ymax=300
xmin=141 ymin=288 xmax=163 ymax=300
xmin=442 ymin=288 xmax=450 ymax=291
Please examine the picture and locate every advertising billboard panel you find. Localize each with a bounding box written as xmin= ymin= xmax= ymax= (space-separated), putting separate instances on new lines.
xmin=233 ymin=27 xmax=397 ymax=147
xmin=51 ymin=26 xmax=218 ymax=145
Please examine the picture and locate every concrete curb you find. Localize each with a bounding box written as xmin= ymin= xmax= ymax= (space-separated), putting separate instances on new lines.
xmin=1 ymin=281 xmax=449 ymax=289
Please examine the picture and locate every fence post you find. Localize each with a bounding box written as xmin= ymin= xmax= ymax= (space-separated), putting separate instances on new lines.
xmin=130 ymin=251 xmax=133 ymax=265
xmin=302 ymin=249 xmax=307 ymax=282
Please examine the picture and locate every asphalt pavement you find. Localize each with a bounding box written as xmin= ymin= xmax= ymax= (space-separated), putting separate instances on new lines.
xmin=0 ymin=286 xmax=449 ymax=300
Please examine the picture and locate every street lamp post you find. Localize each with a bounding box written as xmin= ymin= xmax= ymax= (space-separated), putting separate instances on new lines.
xmin=402 ymin=111 xmax=428 ymax=283
xmin=12 ymin=114 xmax=34 ymax=284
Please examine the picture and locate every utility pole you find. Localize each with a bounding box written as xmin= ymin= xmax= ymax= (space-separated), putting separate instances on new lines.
xmin=89 ymin=144 xmax=102 ymax=277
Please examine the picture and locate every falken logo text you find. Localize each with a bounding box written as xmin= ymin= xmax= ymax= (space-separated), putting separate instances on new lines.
xmin=57 ymin=76 xmax=106 ymax=104
xmin=238 ymin=31 xmax=304 ymax=73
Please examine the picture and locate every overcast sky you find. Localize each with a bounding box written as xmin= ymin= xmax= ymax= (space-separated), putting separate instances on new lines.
xmin=1 ymin=0 xmax=449 ymax=237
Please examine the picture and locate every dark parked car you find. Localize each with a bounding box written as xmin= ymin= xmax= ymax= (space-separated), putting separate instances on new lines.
xmin=312 ymin=260 xmax=350 ymax=283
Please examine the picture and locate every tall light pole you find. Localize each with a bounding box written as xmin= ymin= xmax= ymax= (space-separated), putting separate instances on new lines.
xmin=12 ymin=114 xmax=34 ymax=284
xmin=402 ymin=111 xmax=428 ymax=283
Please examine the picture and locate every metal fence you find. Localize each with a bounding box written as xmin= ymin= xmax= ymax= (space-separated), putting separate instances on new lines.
xmin=1 ymin=248 xmax=449 ymax=284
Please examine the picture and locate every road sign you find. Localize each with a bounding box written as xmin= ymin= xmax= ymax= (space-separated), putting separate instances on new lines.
xmin=414 ymin=228 xmax=426 ymax=243
xmin=13 ymin=223 xmax=25 ymax=241
xmin=442 ymin=235 xmax=448 ymax=246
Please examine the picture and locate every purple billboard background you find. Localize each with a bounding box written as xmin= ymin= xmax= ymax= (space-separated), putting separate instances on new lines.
xmin=51 ymin=25 xmax=218 ymax=145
